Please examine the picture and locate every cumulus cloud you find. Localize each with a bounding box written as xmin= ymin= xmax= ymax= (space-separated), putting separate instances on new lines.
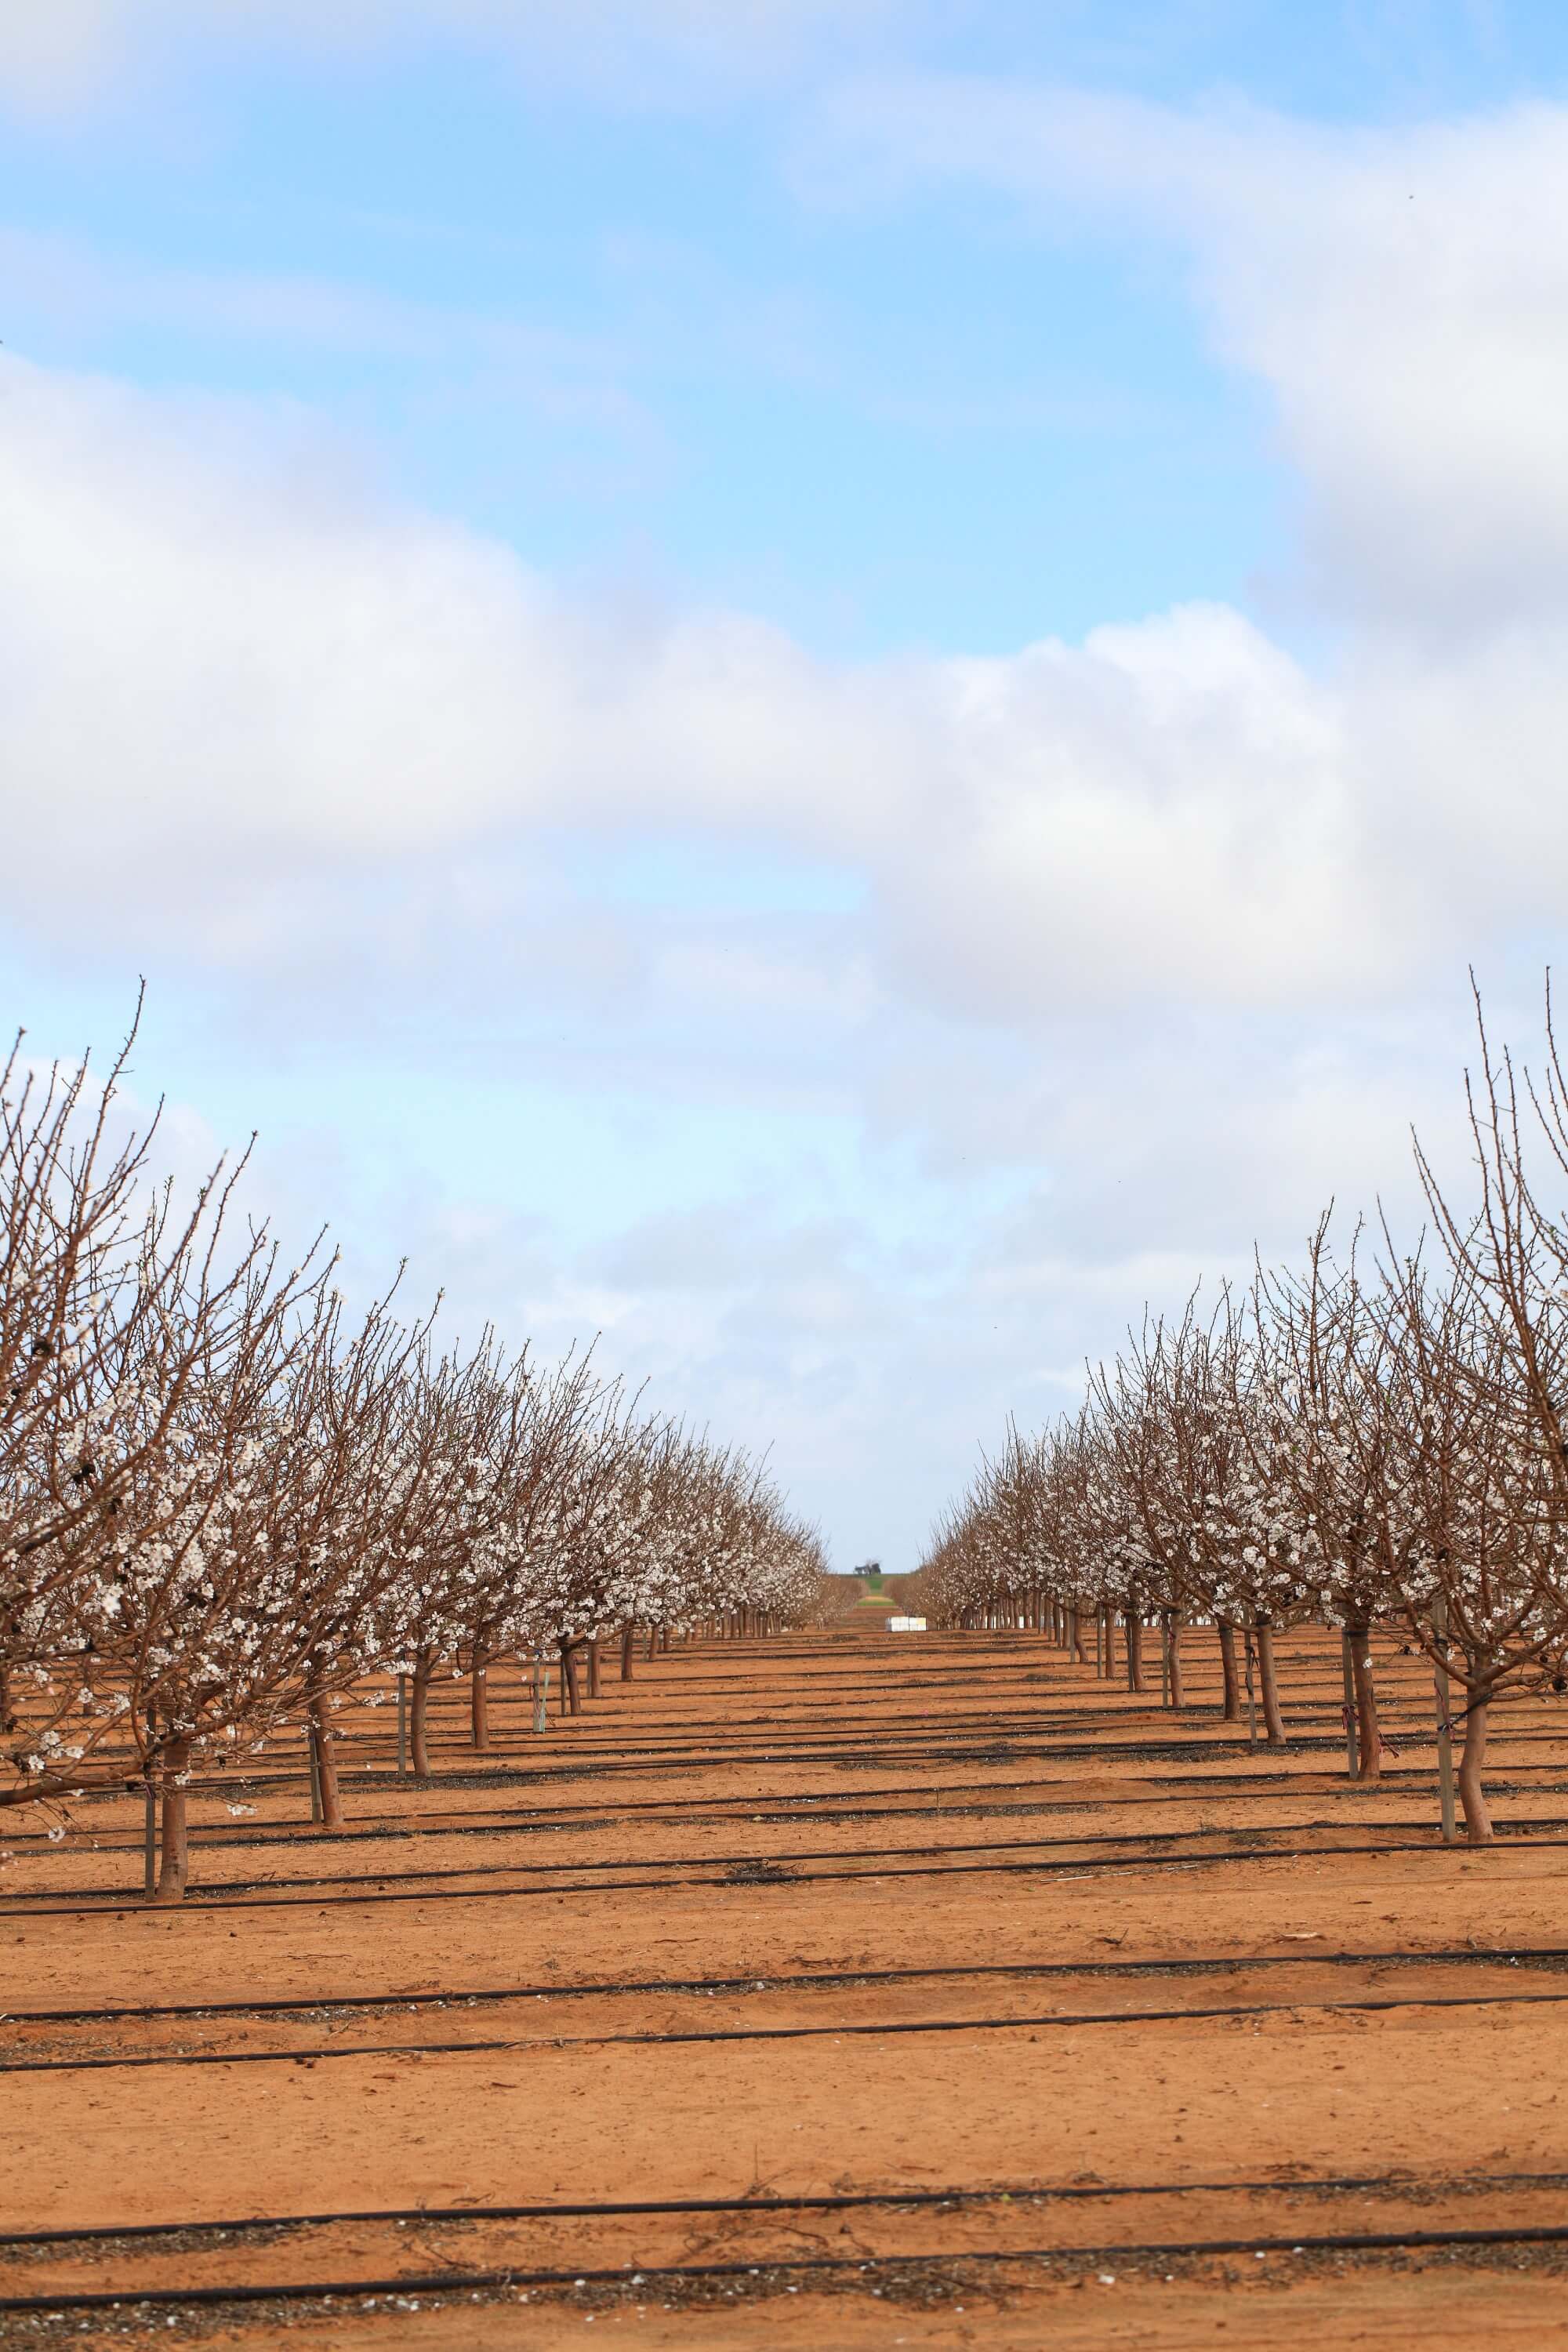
xmin=0 ymin=349 xmax=1396 ymax=1016
xmin=11 ymin=71 xmax=1568 ymax=1554
xmin=805 ymin=80 xmax=1568 ymax=637
xmin=16 ymin=88 xmax=1568 ymax=1024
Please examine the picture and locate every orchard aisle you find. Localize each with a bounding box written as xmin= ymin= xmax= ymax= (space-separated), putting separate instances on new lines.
xmin=4 ymin=1621 xmax=1568 ymax=2346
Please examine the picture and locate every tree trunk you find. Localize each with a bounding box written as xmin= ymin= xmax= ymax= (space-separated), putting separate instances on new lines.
xmin=1103 ymin=1607 xmax=1116 ymax=1680
xmin=309 ymin=1699 xmax=345 ymax=1831
xmin=1217 ymin=1622 xmax=1240 ymax=1722
xmin=1124 ymin=1611 xmax=1145 ymax=1694
xmin=470 ymin=1645 xmax=489 ymax=1751
xmin=411 ymin=1653 xmax=433 ymax=1778
xmin=560 ymin=1640 xmax=581 ymax=1717
xmin=1166 ymin=1613 xmax=1185 ymax=1708
xmin=1072 ymin=1607 xmax=1088 ymax=1664
xmin=1254 ymin=1622 xmax=1287 ymax=1748
xmin=586 ymin=1639 xmax=601 ymax=1699
xmin=151 ymin=1737 xmax=191 ymax=1905
xmin=1347 ymin=1624 xmax=1381 ymax=1784
xmin=1458 ymin=1675 xmax=1494 ymax=1845
xmin=647 ymin=1627 xmax=658 ymax=1662
xmin=621 ymin=1624 xmax=635 ymax=1681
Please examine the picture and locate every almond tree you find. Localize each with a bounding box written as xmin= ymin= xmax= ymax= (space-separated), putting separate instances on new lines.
xmin=1251 ymin=1228 xmax=1410 ymax=1780
xmin=1092 ymin=1327 xmax=1221 ymax=1704
xmin=2 ymin=1015 xmax=314 ymax=1812
xmin=87 ymin=1279 xmax=437 ymax=1894
xmin=5 ymin=1004 xmax=837 ymax=1888
xmin=1398 ymin=987 xmax=1568 ymax=1836
xmin=389 ymin=1343 xmax=598 ymax=1759
xmin=1145 ymin=1298 xmax=1259 ymax=1722
xmin=367 ymin=1336 xmax=524 ymax=1772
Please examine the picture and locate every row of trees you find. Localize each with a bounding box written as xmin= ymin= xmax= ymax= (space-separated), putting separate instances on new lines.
xmin=909 ymin=985 xmax=1568 ymax=1846
xmin=2 ymin=1011 xmax=831 ymax=1898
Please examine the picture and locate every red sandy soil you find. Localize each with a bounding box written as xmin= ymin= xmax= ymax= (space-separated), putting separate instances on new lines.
xmin=3 ymin=1625 xmax=1567 ymax=2346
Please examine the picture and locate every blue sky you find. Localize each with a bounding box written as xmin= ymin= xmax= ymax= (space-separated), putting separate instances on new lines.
xmin=1 ymin=30 xmax=1280 ymax=655
xmin=5 ymin=1 xmax=1568 ymax=1565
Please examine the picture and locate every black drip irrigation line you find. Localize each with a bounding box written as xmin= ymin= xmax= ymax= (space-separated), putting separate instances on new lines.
xmin=1 ymin=1733 xmax=1492 ymax=1823
xmin=80 ymin=1700 xmax=1562 ymax=1777
xmin=289 ymin=1711 xmax=1504 ymax=1776
xmin=21 ymin=1758 xmax=1568 ymax=1860
xmin=234 ymin=1697 xmax=1472 ymax=1749
xmin=9 ymin=1833 xmax=1564 ymax=1921
xmin=5 ymin=2167 xmax=1565 ymax=2252
xmin=8 ymin=1941 xmax=1560 ymax=2027
xmin=9 ymin=2222 xmax=1568 ymax=2318
xmin=387 ymin=1668 xmax=1124 ymax=1701
xmin=1 ymin=1733 xmax=1249 ymax=1802
xmin=35 ymin=1724 xmax=1568 ymax=1807
xmin=26 ymin=1781 xmax=1568 ymax=1863
xmin=344 ymin=1666 xmax=1554 ymax=1709
xmin=23 ymin=1813 xmax=1568 ymax=1908
xmin=10 ymin=1669 xmax=1348 ymax=1768
xmin=342 ymin=1686 xmax=1459 ymax=1734
xmin=314 ymin=1726 xmax=1165 ymax=1762
xmin=10 ymin=1986 xmax=1568 ymax=2077
xmin=302 ymin=1707 xmax=1469 ymax=1755
xmin=391 ymin=1667 xmax=1482 ymax=1701
xmin=452 ymin=1718 xmax=1568 ymax=1764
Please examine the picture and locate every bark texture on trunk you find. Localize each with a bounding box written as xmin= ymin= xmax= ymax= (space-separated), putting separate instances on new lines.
xmin=586 ymin=1639 xmax=601 ymax=1699
xmin=411 ymin=1654 xmax=432 ymax=1778
xmin=620 ymin=1624 xmax=635 ymax=1682
xmin=1348 ymin=1625 xmax=1381 ymax=1784
xmin=560 ymin=1640 xmax=581 ymax=1717
xmin=1124 ymin=1610 xmax=1145 ymax=1694
xmin=151 ymin=1737 xmax=191 ymax=1905
xmin=470 ymin=1647 xmax=489 ymax=1751
xmin=1254 ymin=1623 xmax=1287 ymax=1748
xmin=1458 ymin=1676 xmax=1494 ymax=1844
xmin=309 ymin=1699 xmax=345 ymax=1831
xmin=1218 ymin=1621 xmax=1240 ymax=1721
xmin=1166 ymin=1613 xmax=1185 ymax=1708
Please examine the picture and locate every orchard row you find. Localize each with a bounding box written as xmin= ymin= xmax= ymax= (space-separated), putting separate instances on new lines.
xmin=1 ymin=1011 xmax=832 ymax=1896
xmin=912 ymin=985 xmax=1568 ymax=1845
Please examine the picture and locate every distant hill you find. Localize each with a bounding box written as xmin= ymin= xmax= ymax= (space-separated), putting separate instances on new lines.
xmin=825 ymin=1570 xmax=912 ymax=1609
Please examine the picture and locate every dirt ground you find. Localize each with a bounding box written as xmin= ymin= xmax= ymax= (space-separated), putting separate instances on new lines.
xmin=3 ymin=1618 xmax=1567 ymax=2347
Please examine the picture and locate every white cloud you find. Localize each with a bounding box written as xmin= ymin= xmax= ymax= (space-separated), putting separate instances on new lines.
xmin=368 ymin=1002 xmax=1490 ymax=1570
xmin=0 ymin=350 xmax=1394 ymax=1018
xmin=877 ymin=604 xmax=1382 ymax=1016
xmin=0 ymin=0 xmax=916 ymax=113
xmin=0 ymin=319 xmax=1521 ymax=1567
xmin=805 ymin=80 xmax=1568 ymax=636
xmin=13 ymin=63 xmax=1568 ymax=1084
xmin=0 ymin=1 xmax=126 ymax=109
xmin=10 ymin=67 xmax=1568 ymax=1558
